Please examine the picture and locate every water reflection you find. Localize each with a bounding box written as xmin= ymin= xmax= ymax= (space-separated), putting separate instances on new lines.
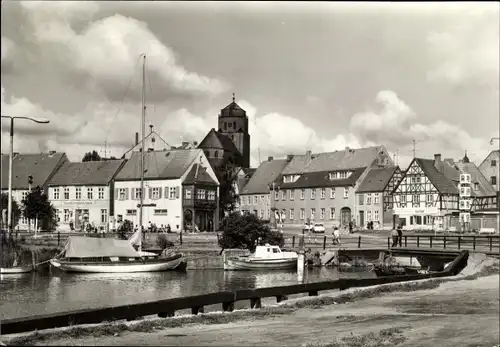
xmin=1 ymin=268 xmax=375 ymax=320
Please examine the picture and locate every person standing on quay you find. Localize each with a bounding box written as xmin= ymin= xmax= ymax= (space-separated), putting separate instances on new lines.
xmin=390 ymin=227 xmax=399 ymax=248
xmin=397 ymin=224 xmax=403 ymax=247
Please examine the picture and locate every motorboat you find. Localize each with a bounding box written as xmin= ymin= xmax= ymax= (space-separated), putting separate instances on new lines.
xmin=0 ymin=265 xmax=34 ymax=274
xmin=50 ymin=236 xmax=185 ymax=273
xmin=223 ymin=244 xmax=298 ymax=271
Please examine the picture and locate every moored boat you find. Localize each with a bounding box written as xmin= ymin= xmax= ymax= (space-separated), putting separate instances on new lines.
xmin=50 ymin=236 xmax=185 ymax=273
xmin=0 ymin=265 xmax=34 ymax=274
xmin=224 ymin=244 xmax=298 ymax=271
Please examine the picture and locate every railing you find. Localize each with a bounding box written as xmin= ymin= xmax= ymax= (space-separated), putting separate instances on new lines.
xmin=1 ymin=263 xmax=463 ymax=335
xmin=385 ymin=235 xmax=500 ymax=254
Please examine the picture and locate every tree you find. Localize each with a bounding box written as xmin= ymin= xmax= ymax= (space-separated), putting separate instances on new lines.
xmin=218 ymin=212 xmax=284 ymax=252
xmin=22 ymin=186 xmax=58 ymax=232
xmin=215 ymin=164 xmax=238 ymax=220
xmin=0 ymin=193 xmax=22 ymax=230
xmin=82 ymin=150 xmax=102 ymax=162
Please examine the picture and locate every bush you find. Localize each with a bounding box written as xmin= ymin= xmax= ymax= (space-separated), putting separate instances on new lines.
xmin=218 ymin=212 xmax=284 ymax=252
xmin=117 ymin=220 xmax=133 ymax=240
xmin=156 ymin=234 xmax=175 ymax=249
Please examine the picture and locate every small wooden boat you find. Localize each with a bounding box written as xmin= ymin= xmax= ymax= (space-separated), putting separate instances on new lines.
xmin=0 ymin=265 xmax=34 ymax=274
xmin=372 ymin=264 xmax=422 ymax=277
xmin=50 ymin=236 xmax=185 ymax=273
xmin=224 ymin=244 xmax=298 ymax=271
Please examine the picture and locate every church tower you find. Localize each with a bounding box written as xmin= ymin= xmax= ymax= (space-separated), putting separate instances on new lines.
xmin=218 ymin=94 xmax=251 ymax=168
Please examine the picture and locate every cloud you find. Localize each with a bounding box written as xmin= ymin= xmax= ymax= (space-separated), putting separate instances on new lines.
xmin=1 ymin=37 xmax=16 ymax=63
xmin=18 ymin=1 xmax=229 ymax=102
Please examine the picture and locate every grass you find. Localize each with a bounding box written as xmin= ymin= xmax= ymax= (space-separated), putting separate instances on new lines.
xmin=5 ymin=307 xmax=295 ymax=346
xmin=0 ymin=243 xmax=60 ymax=268
xmin=303 ymin=327 xmax=410 ymax=347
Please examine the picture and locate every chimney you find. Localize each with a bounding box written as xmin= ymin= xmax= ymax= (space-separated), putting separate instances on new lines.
xmin=149 ymin=125 xmax=154 ymax=134
xmin=49 ymin=150 xmax=56 ymax=155
xmin=305 ymin=150 xmax=312 ymax=162
xmin=193 ymin=141 xmax=198 ymax=146
xmin=182 ymin=141 xmax=189 ymax=147
xmin=286 ymin=154 xmax=294 ymax=162
xmin=268 ymin=156 xmax=273 ymax=162
xmin=434 ymin=154 xmax=442 ymax=168
xmin=135 ymin=132 xmax=139 ymax=146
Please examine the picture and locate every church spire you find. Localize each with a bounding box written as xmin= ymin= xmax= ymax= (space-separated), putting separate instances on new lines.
xmin=462 ymin=150 xmax=470 ymax=163
xmin=232 ymin=93 xmax=235 ymax=103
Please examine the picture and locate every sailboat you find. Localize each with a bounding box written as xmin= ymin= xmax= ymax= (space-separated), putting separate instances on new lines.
xmin=50 ymin=54 xmax=186 ymax=273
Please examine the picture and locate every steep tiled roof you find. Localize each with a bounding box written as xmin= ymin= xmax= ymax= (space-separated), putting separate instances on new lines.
xmin=197 ymin=128 xmax=240 ymax=154
xmin=357 ymin=167 xmax=399 ymax=193
xmin=281 ymin=146 xmax=385 ymax=174
xmin=115 ymin=149 xmax=201 ymax=181
xmin=182 ymin=164 xmax=218 ymax=186
xmin=275 ymin=167 xmax=366 ymax=190
xmin=455 ymin=162 xmax=496 ymax=196
xmin=240 ymin=159 xmax=288 ymax=195
xmin=415 ymin=159 xmax=459 ymax=194
xmin=48 ymin=160 xmax=125 ymax=186
xmin=1 ymin=152 xmax=68 ymax=190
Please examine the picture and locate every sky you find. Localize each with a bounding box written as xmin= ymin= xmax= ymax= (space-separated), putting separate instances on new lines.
xmin=1 ymin=1 xmax=499 ymax=169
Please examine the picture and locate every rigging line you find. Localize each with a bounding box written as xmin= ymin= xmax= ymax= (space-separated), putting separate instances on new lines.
xmin=103 ymin=55 xmax=142 ymax=143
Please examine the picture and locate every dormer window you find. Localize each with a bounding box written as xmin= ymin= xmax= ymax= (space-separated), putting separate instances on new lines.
xmin=329 ymin=171 xmax=351 ymax=180
xmin=329 ymin=172 xmax=337 ymax=180
xmin=474 ymin=182 xmax=479 ymax=191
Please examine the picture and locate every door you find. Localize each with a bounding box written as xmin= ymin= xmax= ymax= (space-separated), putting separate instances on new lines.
xmin=75 ymin=209 xmax=83 ymax=230
xmin=359 ymin=211 xmax=365 ymax=228
xmin=341 ymin=207 xmax=351 ymax=227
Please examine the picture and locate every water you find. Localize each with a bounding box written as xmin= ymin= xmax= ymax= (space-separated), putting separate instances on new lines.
xmin=0 ymin=268 xmax=373 ymax=320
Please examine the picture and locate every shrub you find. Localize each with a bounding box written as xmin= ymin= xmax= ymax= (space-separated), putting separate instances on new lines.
xmin=156 ymin=234 xmax=175 ymax=249
xmin=117 ymin=220 xmax=133 ymax=240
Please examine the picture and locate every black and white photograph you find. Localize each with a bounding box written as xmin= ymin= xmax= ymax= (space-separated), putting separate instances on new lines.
xmin=1 ymin=1 xmax=499 ymax=346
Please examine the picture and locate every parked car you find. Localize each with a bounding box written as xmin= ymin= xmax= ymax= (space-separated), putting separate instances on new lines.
xmin=311 ymin=223 xmax=326 ymax=233
xmin=303 ymin=223 xmax=313 ymax=233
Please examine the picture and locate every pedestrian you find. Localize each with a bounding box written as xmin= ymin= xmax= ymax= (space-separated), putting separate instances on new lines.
xmin=390 ymin=227 xmax=399 ymax=248
xmin=348 ymin=220 xmax=353 ymax=234
xmin=333 ymin=228 xmax=341 ymax=245
xmin=397 ymin=224 xmax=403 ymax=247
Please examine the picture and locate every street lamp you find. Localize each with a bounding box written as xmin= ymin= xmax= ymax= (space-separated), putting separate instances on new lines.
xmin=1 ymin=115 xmax=50 ymax=234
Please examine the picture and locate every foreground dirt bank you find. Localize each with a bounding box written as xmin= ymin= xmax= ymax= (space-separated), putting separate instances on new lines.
xmin=3 ymin=256 xmax=498 ymax=347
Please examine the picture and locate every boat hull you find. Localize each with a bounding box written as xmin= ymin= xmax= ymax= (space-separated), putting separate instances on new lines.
xmin=50 ymin=255 xmax=185 ymax=273
xmin=0 ymin=266 xmax=34 ymax=274
xmin=224 ymin=257 xmax=297 ymax=271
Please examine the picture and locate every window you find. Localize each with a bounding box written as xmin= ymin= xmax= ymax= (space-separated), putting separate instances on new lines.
xmin=260 ymin=195 xmax=265 ymax=203
xmin=281 ymin=209 xmax=286 ymax=221
xmin=491 ymin=176 xmax=497 ymax=186
xmin=53 ymin=188 xmax=59 ymax=200
xmin=185 ymin=189 xmax=192 ymax=199
xmin=281 ymin=191 xmax=286 ymax=200
xmin=329 ymin=172 xmax=337 ymax=180
xmin=87 ymin=188 xmax=93 ymax=200
xmin=64 ymin=187 xmax=70 ymax=200
xmin=259 ymin=209 xmax=264 ymax=219
xmin=151 ymin=187 xmax=160 ymax=199
xmin=126 ymin=209 xmax=136 ymax=216
xmin=366 ymin=194 xmax=372 ymax=205
xmin=300 ymin=189 xmax=305 ymax=200
xmin=274 ymin=190 xmax=279 ymax=200
xmin=311 ymin=189 xmax=316 ymax=199
xmin=21 ymin=216 xmax=28 ymax=225
xmin=320 ymin=208 xmax=325 ymax=220
xmin=320 ymin=188 xmax=326 ymax=199
xmin=254 ymin=195 xmax=258 ymax=205
xmin=214 ymin=151 xmax=218 ymax=158
xmin=310 ymin=208 xmax=316 ymax=220
xmin=330 ymin=188 xmax=335 ymax=199
xmin=492 ymin=160 xmax=497 ymax=167
xmin=358 ymin=194 xmax=364 ymax=205
xmin=330 ymin=207 xmax=335 ymax=219
xmin=402 ymin=195 xmax=407 ymax=203
xmin=224 ymin=122 xmax=227 ymax=130
xmin=64 ymin=209 xmax=71 ymax=223
xmin=374 ymin=210 xmax=379 ymax=221
xmin=233 ymin=121 xmax=236 ymax=129
xmin=412 ymin=194 xmax=420 ymax=205
xmin=474 ymin=182 xmax=479 ymax=191
xmin=374 ymin=193 xmax=380 ymax=204
xmin=135 ymin=188 xmax=142 ymax=200
xmin=289 ymin=208 xmax=295 ymax=220
xmin=154 ymin=209 xmax=168 ymax=215
xmin=367 ymin=210 xmax=372 ymax=221
xmin=169 ymin=187 xmax=176 ymax=199
xmin=118 ymin=188 xmax=126 ymax=200
xmin=300 ymin=208 xmax=305 ymax=220
xmin=208 ymin=191 xmax=216 ymax=200
xmin=75 ymin=187 xmax=81 ymax=200
xmin=98 ymin=187 xmax=105 ymax=200
xmin=343 ymin=188 xmax=349 ymax=198
xmin=289 ymin=190 xmax=294 ymax=200
xmin=426 ymin=194 xmax=434 ymax=203
xmin=101 ymin=209 xmax=107 ymax=223
xmin=197 ymin=189 xmax=206 ymax=199
xmin=228 ymin=122 xmax=232 ymax=128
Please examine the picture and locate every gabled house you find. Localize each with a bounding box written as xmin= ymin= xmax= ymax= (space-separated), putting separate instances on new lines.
xmin=122 ymin=125 xmax=172 ymax=160
xmin=356 ymin=166 xmax=403 ymax=229
xmin=478 ymin=150 xmax=499 ymax=191
xmin=113 ymin=149 xmax=219 ymax=232
xmin=271 ymin=146 xmax=394 ymax=229
xmin=232 ymin=167 xmax=256 ymax=212
xmin=197 ymin=128 xmax=243 ymax=171
xmin=239 ymin=157 xmax=288 ymax=220
xmin=47 ymin=160 xmax=126 ymax=232
xmin=392 ymin=153 xmax=498 ymax=231
xmin=1 ymin=151 xmax=68 ymax=229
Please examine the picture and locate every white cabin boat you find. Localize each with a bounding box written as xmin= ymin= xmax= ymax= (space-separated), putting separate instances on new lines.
xmin=224 ymin=244 xmax=298 ymax=271
xmin=50 ymin=236 xmax=185 ymax=273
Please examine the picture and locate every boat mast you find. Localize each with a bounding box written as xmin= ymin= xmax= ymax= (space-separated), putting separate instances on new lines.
xmin=138 ymin=53 xmax=147 ymax=253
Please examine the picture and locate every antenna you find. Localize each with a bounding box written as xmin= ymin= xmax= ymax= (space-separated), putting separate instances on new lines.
xmin=412 ymin=140 xmax=416 ymax=158
xmin=101 ymin=141 xmax=111 ymax=160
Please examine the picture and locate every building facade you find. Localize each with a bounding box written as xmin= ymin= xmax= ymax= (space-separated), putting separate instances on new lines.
xmin=356 ymin=166 xmax=403 ymax=230
xmin=47 ymin=160 xmax=125 ymax=232
xmin=271 ymin=146 xmax=394 ymax=229
xmin=478 ymin=150 xmax=499 ymax=192
xmin=113 ymin=149 xmax=219 ymax=232
xmin=1 ymin=151 xmax=68 ymax=230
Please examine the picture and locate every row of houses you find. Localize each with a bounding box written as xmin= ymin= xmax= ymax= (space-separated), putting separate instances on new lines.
xmin=238 ymin=148 xmax=499 ymax=231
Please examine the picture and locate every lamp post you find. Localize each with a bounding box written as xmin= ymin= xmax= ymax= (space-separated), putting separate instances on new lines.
xmin=1 ymin=116 xmax=50 ymax=234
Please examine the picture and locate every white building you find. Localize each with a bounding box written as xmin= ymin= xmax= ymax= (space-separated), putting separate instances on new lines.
xmin=113 ymin=149 xmax=219 ymax=232
xmin=1 ymin=151 xmax=68 ymax=230
xmin=47 ymin=160 xmax=125 ymax=232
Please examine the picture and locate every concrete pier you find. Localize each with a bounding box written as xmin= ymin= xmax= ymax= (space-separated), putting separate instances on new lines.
xmin=297 ymin=235 xmax=305 ymax=282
